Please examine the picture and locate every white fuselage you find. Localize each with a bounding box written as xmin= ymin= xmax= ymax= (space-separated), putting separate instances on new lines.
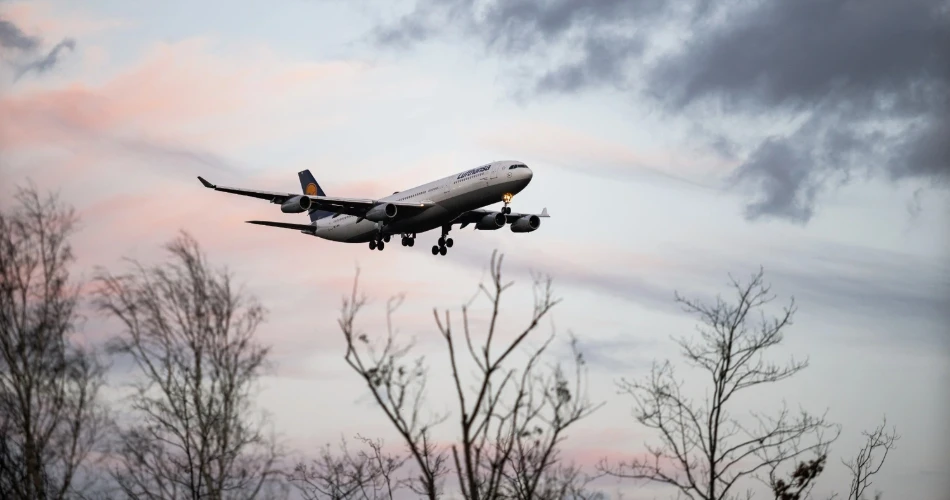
xmin=312 ymin=160 xmax=533 ymax=243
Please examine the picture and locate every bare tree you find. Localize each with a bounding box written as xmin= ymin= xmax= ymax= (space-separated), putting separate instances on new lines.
xmin=600 ymin=268 xmax=840 ymax=500
xmin=93 ymin=231 xmax=285 ymax=500
xmin=0 ymin=184 xmax=110 ymax=500
xmin=288 ymin=435 xmax=406 ymax=500
xmin=337 ymin=251 xmax=601 ymax=500
xmin=843 ymin=416 xmax=899 ymax=500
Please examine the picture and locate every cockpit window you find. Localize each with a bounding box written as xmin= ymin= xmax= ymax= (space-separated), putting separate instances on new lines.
xmin=508 ymin=164 xmax=528 ymax=170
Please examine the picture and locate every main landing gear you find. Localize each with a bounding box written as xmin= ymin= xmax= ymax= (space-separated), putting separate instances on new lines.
xmin=431 ymin=226 xmax=453 ymax=256
xmin=400 ymin=233 xmax=416 ymax=247
xmin=368 ymin=232 xmax=391 ymax=251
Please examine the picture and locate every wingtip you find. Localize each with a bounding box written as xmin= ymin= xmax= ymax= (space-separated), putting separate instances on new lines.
xmin=197 ymin=176 xmax=214 ymax=188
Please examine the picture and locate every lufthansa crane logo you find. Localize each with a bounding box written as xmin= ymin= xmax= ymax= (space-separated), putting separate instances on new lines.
xmin=305 ymin=183 xmax=318 ymax=195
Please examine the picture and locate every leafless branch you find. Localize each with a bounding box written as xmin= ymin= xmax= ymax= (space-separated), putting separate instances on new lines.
xmin=0 ymin=183 xmax=111 ymax=500
xmin=288 ymin=435 xmax=407 ymax=500
xmin=339 ymin=268 xmax=449 ymax=499
xmin=94 ymin=231 xmax=286 ymax=499
xmin=600 ymin=267 xmax=840 ymax=500
xmin=843 ymin=416 xmax=899 ymax=500
xmin=338 ymin=250 xmax=602 ymax=500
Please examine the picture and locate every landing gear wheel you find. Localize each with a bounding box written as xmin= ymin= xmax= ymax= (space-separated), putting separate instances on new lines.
xmin=383 ymin=234 xmax=391 ymax=243
xmin=446 ymin=238 xmax=454 ymax=248
xmin=377 ymin=241 xmax=385 ymax=251
xmin=408 ymin=238 xmax=414 ymax=247
xmin=401 ymin=237 xmax=407 ymax=246
xmin=438 ymin=236 xmax=445 ymax=247
xmin=431 ymin=245 xmax=439 ymax=255
xmin=439 ymin=245 xmax=447 ymax=256
xmin=369 ymin=240 xmax=377 ymax=250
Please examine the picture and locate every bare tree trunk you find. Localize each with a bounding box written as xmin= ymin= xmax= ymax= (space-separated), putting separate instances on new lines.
xmin=0 ymin=184 xmax=110 ymax=500
xmin=600 ymin=268 xmax=840 ymax=500
xmin=94 ymin=231 xmax=286 ymax=500
xmin=337 ymin=251 xmax=601 ymax=500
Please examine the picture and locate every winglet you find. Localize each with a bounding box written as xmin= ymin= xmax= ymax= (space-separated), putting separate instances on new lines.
xmin=197 ymin=176 xmax=215 ymax=189
xmin=540 ymin=207 xmax=549 ymax=217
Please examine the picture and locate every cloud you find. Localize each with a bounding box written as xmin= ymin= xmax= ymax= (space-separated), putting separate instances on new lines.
xmin=476 ymin=120 xmax=727 ymax=188
xmin=0 ymin=37 xmax=366 ymax=177
xmin=360 ymin=0 xmax=950 ymax=223
xmin=670 ymin=237 xmax=950 ymax=351
xmin=13 ymin=36 xmax=73 ymax=80
xmin=649 ymin=0 xmax=950 ymax=223
xmin=0 ymin=14 xmax=39 ymax=52
xmin=0 ymin=3 xmax=76 ymax=80
xmin=443 ymin=239 xmax=688 ymax=315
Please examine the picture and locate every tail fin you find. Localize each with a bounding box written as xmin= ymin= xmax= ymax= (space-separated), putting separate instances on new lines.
xmin=298 ymin=170 xmax=334 ymax=221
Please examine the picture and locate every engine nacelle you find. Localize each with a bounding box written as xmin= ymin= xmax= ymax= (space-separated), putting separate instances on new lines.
xmin=281 ymin=195 xmax=312 ymax=213
xmin=475 ymin=212 xmax=506 ymax=230
xmin=510 ymin=215 xmax=541 ymax=233
xmin=365 ymin=202 xmax=398 ymax=222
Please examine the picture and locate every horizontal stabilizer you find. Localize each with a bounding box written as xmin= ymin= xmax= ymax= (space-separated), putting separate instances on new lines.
xmin=246 ymin=220 xmax=317 ymax=233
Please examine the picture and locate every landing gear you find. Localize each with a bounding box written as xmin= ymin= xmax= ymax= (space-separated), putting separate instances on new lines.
xmin=401 ymin=233 xmax=416 ymax=247
xmin=501 ymin=192 xmax=514 ymax=214
xmin=369 ymin=232 xmax=388 ymax=251
xmin=433 ymin=226 xmax=452 ymax=256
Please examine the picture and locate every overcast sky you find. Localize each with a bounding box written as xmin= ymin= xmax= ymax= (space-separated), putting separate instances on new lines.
xmin=1 ymin=0 xmax=948 ymax=498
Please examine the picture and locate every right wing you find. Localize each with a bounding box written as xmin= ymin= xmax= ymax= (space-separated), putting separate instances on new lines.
xmin=452 ymin=207 xmax=550 ymax=227
xmin=198 ymin=176 xmax=433 ymax=219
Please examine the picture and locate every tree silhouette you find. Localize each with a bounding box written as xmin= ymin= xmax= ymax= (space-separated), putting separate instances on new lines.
xmin=289 ymin=435 xmax=406 ymax=500
xmin=336 ymin=251 xmax=602 ymax=500
xmin=843 ymin=416 xmax=899 ymax=500
xmin=0 ymin=184 xmax=110 ymax=500
xmin=600 ymin=268 xmax=840 ymax=500
xmin=94 ymin=232 xmax=286 ymax=499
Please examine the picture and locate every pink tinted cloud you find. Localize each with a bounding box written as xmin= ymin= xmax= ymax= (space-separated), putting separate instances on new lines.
xmin=0 ymin=37 xmax=366 ymax=154
xmin=3 ymin=1 xmax=129 ymax=41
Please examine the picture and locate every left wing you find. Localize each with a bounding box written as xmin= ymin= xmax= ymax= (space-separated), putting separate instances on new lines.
xmin=198 ymin=176 xmax=432 ymax=219
xmin=453 ymin=207 xmax=550 ymax=228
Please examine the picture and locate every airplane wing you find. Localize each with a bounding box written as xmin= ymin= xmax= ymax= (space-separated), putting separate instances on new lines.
xmin=197 ymin=176 xmax=433 ymax=219
xmin=245 ymin=220 xmax=318 ymax=234
xmin=453 ymin=207 xmax=550 ymax=227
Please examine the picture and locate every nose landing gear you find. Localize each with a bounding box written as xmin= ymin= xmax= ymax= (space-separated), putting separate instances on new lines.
xmin=401 ymin=233 xmax=416 ymax=247
xmin=501 ymin=192 xmax=514 ymax=214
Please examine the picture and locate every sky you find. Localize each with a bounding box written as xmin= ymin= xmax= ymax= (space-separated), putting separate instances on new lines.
xmin=1 ymin=0 xmax=948 ymax=498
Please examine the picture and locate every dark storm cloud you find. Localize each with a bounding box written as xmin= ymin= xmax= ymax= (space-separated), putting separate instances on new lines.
xmin=365 ymin=0 xmax=950 ymax=223
xmin=372 ymin=0 xmax=673 ymax=92
xmin=650 ymin=0 xmax=950 ymax=222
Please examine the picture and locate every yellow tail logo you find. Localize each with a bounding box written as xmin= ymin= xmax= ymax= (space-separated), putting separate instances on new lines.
xmin=305 ymin=182 xmax=317 ymax=196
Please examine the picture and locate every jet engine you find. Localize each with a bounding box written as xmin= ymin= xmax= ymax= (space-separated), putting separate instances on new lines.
xmin=475 ymin=212 xmax=506 ymax=230
xmin=365 ymin=202 xmax=398 ymax=222
xmin=510 ymin=215 xmax=540 ymax=233
xmin=281 ymin=195 xmax=312 ymax=213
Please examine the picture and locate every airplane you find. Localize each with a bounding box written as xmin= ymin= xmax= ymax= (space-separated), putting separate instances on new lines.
xmin=196 ymin=160 xmax=549 ymax=256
